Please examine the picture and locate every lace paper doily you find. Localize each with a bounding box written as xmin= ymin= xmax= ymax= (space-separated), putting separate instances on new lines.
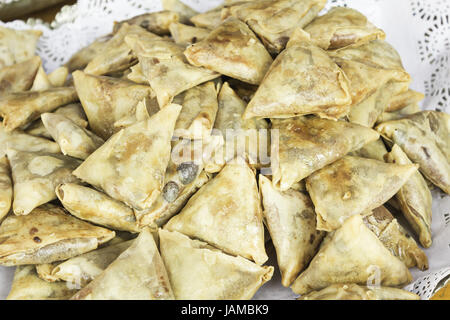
xmin=0 ymin=0 xmax=449 ymax=300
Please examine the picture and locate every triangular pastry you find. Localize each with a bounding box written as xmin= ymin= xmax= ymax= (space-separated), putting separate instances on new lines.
xmin=56 ymin=183 xmax=140 ymax=233
xmin=169 ymin=22 xmax=210 ymax=47
xmin=0 ymin=204 xmax=115 ymax=266
xmin=363 ymin=206 xmax=428 ymax=270
xmin=113 ymin=11 xmax=179 ymax=35
xmin=259 ymin=175 xmax=324 ymax=287
xmin=291 ymin=214 xmax=412 ymax=295
xmin=271 ymin=116 xmax=380 ymax=191
xmin=184 ymin=17 xmax=273 ymax=85
xmin=7 ymin=149 xmax=82 ymax=215
xmin=73 ymin=70 xmax=154 ymax=140
xmin=165 ymin=159 xmax=268 ymax=265
xmin=73 ymin=104 xmax=182 ymax=211
xmin=304 ymin=7 xmax=385 ymax=50
xmin=162 ymin=0 xmax=198 ymax=24
xmin=376 ymin=111 xmax=450 ymax=194
xmin=0 ymin=56 xmax=41 ymax=94
xmin=65 ymin=34 xmax=113 ymax=72
xmin=41 ymin=113 xmax=104 ymax=160
xmin=0 ymin=87 xmax=78 ymax=132
xmin=125 ymin=34 xmax=220 ymax=107
xmin=385 ymin=144 xmax=433 ymax=247
xmin=159 ymin=229 xmax=274 ymax=300
xmin=0 ymin=26 xmax=42 ymax=68
xmin=243 ymin=41 xmax=352 ymax=120
xmin=305 ymin=156 xmax=418 ymax=231
xmin=71 ymin=228 xmax=174 ymax=300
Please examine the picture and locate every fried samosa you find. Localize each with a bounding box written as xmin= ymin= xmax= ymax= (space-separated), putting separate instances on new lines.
xmin=305 ymin=156 xmax=418 ymax=231
xmin=169 ymin=22 xmax=210 ymax=47
xmin=377 ymin=103 xmax=421 ymax=124
xmin=73 ymin=104 xmax=182 ymax=211
xmin=65 ymin=34 xmax=113 ymax=72
xmin=0 ymin=56 xmax=41 ymax=94
xmin=113 ymin=11 xmax=179 ymax=35
xmin=259 ymin=175 xmax=324 ymax=287
xmin=125 ymin=34 xmax=219 ymax=107
xmin=329 ymin=40 xmax=410 ymax=107
xmin=184 ymin=17 xmax=273 ymax=85
xmin=304 ymin=7 xmax=385 ymax=50
xmin=41 ymin=113 xmax=104 ymax=160
xmin=0 ymin=26 xmax=42 ymax=68
xmin=7 ymin=266 xmax=77 ymax=300
xmin=376 ymin=111 xmax=450 ymax=194
xmin=242 ymin=41 xmax=351 ymax=120
xmin=73 ymin=70 xmax=154 ymax=140
xmin=224 ymin=0 xmax=327 ymax=53
xmin=0 ymin=122 xmax=60 ymax=156
xmin=0 ymin=204 xmax=115 ymax=266
xmin=349 ymin=138 xmax=388 ymax=162
xmin=173 ymin=81 xmax=219 ymax=139
xmin=7 ymin=149 xmax=82 ymax=215
xmin=162 ymin=0 xmax=198 ymax=24
xmin=363 ymin=206 xmax=428 ymax=270
xmin=190 ymin=8 xmax=224 ymax=30
xmin=385 ymin=89 xmax=425 ymax=112
xmin=40 ymin=240 xmax=133 ymax=287
xmin=0 ymin=87 xmax=78 ymax=132
xmin=84 ymin=24 xmax=160 ymax=76
xmin=56 ymin=183 xmax=139 ymax=233
xmin=165 ymin=159 xmax=268 ymax=265
xmin=271 ymin=116 xmax=380 ymax=191
xmin=159 ymin=229 xmax=274 ymax=300
xmin=291 ymin=214 xmax=412 ymax=294
xmin=385 ymin=145 xmax=433 ymax=247
xmin=71 ymin=228 xmax=174 ymax=300
xmin=299 ymin=283 xmax=420 ymax=300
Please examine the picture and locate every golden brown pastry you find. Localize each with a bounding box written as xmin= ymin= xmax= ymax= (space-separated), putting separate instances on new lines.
xmin=0 ymin=204 xmax=115 ymax=266
xmin=73 ymin=104 xmax=182 ymax=211
xmin=73 ymin=70 xmax=154 ymax=140
xmin=385 ymin=145 xmax=433 ymax=247
xmin=259 ymin=175 xmax=324 ymax=287
xmin=299 ymin=283 xmax=420 ymax=300
xmin=291 ymin=215 xmax=412 ymax=295
xmin=159 ymin=229 xmax=274 ymax=300
xmin=7 ymin=149 xmax=81 ymax=215
xmin=329 ymin=40 xmax=411 ymax=108
xmin=71 ymin=228 xmax=174 ymax=300
xmin=173 ymin=81 xmax=219 ymax=139
xmin=190 ymin=8 xmax=224 ymax=30
xmin=125 ymin=33 xmax=220 ymax=108
xmin=224 ymin=0 xmax=327 ymax=53
xmin=65 ymin=34 xmax=113 ymax=72
xmin=165 ymin=159 xmax=268 ymax=265
xmin=242 ymin=41 xmax=351 ymax=120
xmin=385 ymin=89 xmax=425 ymax=112
xmin=39 ymin=240 xmax=133 ymax=287
xmin=0 ymin=122 xmax=60 ymax=156
xmin=0 ymin=26 xmax=42 ymax=68
xmin=84 ymin=24 xmax=160 ymax=76
xmin=304 ymin=7 xmax=385 ymax=50
xmin=0 ymin=56 xmax=41 ymax=94
xmin=113 ymin=11 xmax=179 ymax=35
xmin=162 ymin=0 xmax=198 ymax=24
xmin=41 ymin=113 xmax=104 ymax=160
xmin=377 ymin=103 xmax=421 ymax=124
xmin=56 ymin=183 xmax=140 ymax=233
xmin=184 ymin=17 xmax=273 ymax=85
xmin=0 ymin=87 xmax=78 ymax=132
xmin=305 ymin=156 xmax=418 ymax=231
xmin=349 ymin=138 xmax=388 ymax=162
xmin=376 ymin=111 xmax=450 ymax=194
xmin=271 ymin=116 xmax=380 ymax=191
xmin=208 ymin=82 xmax=269 ymax=172
xmin=363 ymin=206 xmax=428 ymax=270
xmin=7 ymin=266 xmax=77 ymax=300
xmin=169 ymin=22 xmax=210 ymax=47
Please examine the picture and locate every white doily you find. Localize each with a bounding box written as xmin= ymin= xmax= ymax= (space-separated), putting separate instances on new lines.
xmin=0 ymin=0 xmax=449 ymax=300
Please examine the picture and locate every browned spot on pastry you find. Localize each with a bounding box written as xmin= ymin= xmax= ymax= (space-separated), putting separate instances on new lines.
xmin=422 ymin=146 xmax=431 ymax=159
xmin=309 ymin=233 xmax=316 ymax=244
xmin=29 ymin=227 xmax=38 ymax=235
xmin=33 ymin=236 xmax=41 ymax=243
